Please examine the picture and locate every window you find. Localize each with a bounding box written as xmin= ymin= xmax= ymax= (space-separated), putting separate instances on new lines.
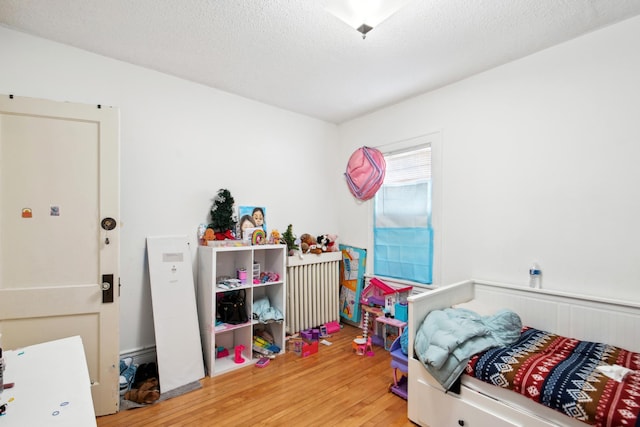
xmin=373 ymin=145 xmax=433 ymax=284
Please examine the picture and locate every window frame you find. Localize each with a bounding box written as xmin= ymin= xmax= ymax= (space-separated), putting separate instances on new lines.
xmin=367 ymin=132 xmax=442 ymax=286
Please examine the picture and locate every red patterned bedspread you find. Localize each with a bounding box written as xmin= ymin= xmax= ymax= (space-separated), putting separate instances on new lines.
xmin=467 ymin=327 xmax=640 ymax=426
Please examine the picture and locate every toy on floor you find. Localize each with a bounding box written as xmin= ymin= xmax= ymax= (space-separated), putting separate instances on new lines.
xmin=319 ymin=325 xmax=329 ymax=338
xmin=324 ymin=321 xmax=341 ymax=334
xmin=388 ymin=334 xmax=408 ymax=399
xmin=124 ymin=362 xmax=160 ymax=404
xmin=290 ymin=338 xmax=319 ymax=357
xmin=352 ymin=336 xmax=372 ymax=356
xmin=300 ymin=328 xmax=320 ymax=341
xmin=255 ymin=357 xmax=270 ymax=368
xmin=353 ymin=311 xmax=374 ymax=356
xmin=124 ymin=377 xmax=160 ymax=404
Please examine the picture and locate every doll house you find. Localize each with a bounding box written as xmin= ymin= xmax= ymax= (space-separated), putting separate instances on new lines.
xmin=360 ymin=277 xmax=394 ymax=306
xmin=360 ymin=278 xmax=412 ymax=318
xmin=360 ymin=278 xmax=412 ymax=348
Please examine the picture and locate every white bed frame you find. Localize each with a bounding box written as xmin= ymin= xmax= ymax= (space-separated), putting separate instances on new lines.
xmin=407 ymin=279 xmax=640 ymax=427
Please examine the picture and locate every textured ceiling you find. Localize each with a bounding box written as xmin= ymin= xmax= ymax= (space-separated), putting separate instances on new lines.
xmin=2 ymin=0 xmax=640 ymax=124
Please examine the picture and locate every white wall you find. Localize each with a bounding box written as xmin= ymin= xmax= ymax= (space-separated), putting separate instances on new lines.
xmin=337 ymin=16 xmax=640 ymax=302
xmin=0 ymin=26 xmax=339 ymax=353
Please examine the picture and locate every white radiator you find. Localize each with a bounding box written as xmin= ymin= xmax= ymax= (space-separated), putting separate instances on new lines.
xmin=286 ymin=252 xmax=342 ymax=334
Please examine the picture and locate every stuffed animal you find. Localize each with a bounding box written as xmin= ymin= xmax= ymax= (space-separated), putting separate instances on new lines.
xmin=317 ymin=234 xmax=339 ymax=252
xmin=124 ymin=377 xmax=160 ymax=404
xmin=317 ymin=234 xmax=330 ymax=252
xmin=270 ymin=229 xmax=281 ymax=245
xmin=202 ymin=228 xmax=216 ymax=245
xmin=300 ymin=233 xmax=322 ymax=254
xmin=299 ymin=233 xmax=313 ymax=253
xmin=326 ymin=234 xmax=339 ymax=252
xmin=124 ymin=362 xmax=160 ymax=404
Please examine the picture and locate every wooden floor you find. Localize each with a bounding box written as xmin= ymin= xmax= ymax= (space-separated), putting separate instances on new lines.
xmin=97 ymin=324 xmax=416 ymax=427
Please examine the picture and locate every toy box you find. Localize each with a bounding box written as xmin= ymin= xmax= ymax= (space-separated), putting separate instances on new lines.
xmin=290 ymin=339 xmax=318 ymax=358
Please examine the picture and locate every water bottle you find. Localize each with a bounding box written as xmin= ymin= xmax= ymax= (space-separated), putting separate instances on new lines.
xmin=529 ymin=263 xmax=541 ymax=289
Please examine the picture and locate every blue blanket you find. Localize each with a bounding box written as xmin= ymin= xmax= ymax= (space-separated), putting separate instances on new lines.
xmin=414 ymin=307 xmax=521 ymax=390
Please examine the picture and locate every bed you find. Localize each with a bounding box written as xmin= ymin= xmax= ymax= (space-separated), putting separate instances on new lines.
xmin=407 ymin=280 xmax=640 ymax=427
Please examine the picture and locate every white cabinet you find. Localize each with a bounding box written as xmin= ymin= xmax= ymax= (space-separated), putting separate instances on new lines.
xmin=197 ymin=244 xmax=286 ymax=376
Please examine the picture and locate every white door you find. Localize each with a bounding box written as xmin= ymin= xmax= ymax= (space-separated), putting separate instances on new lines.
xmin=0 ymin=95 xmax=120 ymax=416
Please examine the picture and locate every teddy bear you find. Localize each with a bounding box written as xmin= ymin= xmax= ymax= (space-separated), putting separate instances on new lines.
xmin=124 ymin=377 xmax=160 ymax=404
xmin=300 ymin=233 xmax=322 ymax=254
xmin=202 ymin=228 xmax=216 ymax=245
xmin=124 ymin=362 xmax=161 ymax=404
xmin=270 ymin=229 xmax=281 ymax=245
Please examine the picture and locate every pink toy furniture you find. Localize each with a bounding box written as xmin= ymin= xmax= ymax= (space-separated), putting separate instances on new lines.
xmin=360 ymin=305 xmax=384 ymax=347
xmin=352 ymin=336 xmax=374 ymax=356
xmin=298 ymin=340 xmax=318 ymax=357
xmin=300 ymin=328 xmax=320 ymax=341
xmin=291 ymin=339 xmax=318 ymax=357
xmin=216 ymin=346 xmax=229 ymax=358
xmin=389 ymin=336 xmax=408 ymax=399
xmin=360 ymin=277 xmax=412 ymax=318
xmin=325 ymin=321 xmax=340 ymax=334
xmin=375 ymin=316 xmax=407 ymax=351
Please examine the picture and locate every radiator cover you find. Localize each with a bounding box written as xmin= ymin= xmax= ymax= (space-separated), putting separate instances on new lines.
xmin=286 ymin=252 xmax=342 ymax=334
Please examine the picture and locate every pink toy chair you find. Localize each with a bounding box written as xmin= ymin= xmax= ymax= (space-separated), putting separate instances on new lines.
xmin=352 ymin=336 xmax=374 ymax=356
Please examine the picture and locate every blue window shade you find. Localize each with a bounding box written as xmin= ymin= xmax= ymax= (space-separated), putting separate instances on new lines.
xmin=374 ymin=227 xmax=433 ymax=284
xmin=374 ymin=181 xmax=431 ymax=227
xmin=373 ymin=146 xmax=433 ymax=284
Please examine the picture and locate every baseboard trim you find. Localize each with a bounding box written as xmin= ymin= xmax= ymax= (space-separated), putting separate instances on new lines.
xmin=120 ymin=346 xmax=157 ymax=366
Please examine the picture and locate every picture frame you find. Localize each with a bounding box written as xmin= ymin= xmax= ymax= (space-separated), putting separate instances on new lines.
xmin=238 ymin=206 xmax=266 ymax=240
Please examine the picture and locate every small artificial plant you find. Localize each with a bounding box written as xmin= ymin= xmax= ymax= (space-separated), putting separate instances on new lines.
xmin=281 ymin=224 xmax=299 ymax=255
xmin=208 ymin=188 xmax=237 ymax=239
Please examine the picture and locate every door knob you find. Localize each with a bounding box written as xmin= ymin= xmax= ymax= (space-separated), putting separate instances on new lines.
xmin=102 ymin=274 xmax=114 ymax=303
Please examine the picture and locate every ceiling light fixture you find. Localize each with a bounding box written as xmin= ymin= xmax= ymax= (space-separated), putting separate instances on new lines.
xmin=325 ymin=0 xmax=412 ymax=39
